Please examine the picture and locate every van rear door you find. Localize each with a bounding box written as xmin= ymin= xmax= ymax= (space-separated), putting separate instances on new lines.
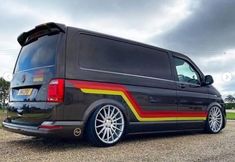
xmin=7 ymin=23 xmax=66 ymax=126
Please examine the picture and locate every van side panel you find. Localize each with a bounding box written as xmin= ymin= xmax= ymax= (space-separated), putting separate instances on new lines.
xmin=64 ymin=29 xmax=206 ymax=132
xmin=64 ymin=79 xmax=178 ymax=133
xmin=64 ymin=29 xmax=177 ymax=126
xmin=66 ymin=29 xmax=174 ymax=88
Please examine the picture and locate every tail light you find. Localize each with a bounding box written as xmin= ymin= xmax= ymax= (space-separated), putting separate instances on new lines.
xmin=47 ymin=79 xmax=64 ymax=102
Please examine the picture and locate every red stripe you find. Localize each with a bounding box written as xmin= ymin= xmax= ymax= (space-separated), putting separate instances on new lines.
xmin=69 ymin=80 xmax=207 ymax=118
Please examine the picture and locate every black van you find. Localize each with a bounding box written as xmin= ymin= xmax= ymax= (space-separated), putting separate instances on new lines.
xmin=3 ymin=22 xmax=226 ymax=146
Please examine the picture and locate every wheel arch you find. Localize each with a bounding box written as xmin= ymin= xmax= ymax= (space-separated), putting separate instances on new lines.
xmin=207 ymin=102 xmax=226 ymax=129
xmin=207 ymin=102 xmax=225 ymax=114
xmin=82 ymin=98 xmax=130 ymax=126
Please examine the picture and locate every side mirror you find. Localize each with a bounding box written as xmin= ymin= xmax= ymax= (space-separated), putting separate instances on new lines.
xmin=204 ymin=75 xmax=214 ymax=85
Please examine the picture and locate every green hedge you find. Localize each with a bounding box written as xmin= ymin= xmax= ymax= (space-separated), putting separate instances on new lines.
xmin=225 ymin=103 xmax=235 ymax=109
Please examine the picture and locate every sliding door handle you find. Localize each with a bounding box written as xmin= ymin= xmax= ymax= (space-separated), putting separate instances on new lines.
xmin=179 ymin=83 xmax=186 ymax=88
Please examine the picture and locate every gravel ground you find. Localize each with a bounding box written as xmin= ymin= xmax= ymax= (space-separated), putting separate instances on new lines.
xmin=0 ymin=121 xmax=234 ymax=162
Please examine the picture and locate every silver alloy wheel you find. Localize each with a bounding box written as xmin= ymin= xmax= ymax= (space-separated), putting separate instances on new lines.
xmin=208 ymin=106 xmax=223 ymax=133
xmin=95 ymin=105 xmax=125 ymax=144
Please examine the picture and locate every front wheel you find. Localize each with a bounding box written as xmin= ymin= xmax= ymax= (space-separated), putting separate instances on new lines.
xmin=206 ymin=106 xmax=224 ymax=133
xmin=86 ymin=104 xmax=125 ymax=147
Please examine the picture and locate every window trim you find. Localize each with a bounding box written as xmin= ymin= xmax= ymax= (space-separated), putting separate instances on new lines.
xmin=80 ymin=66 xmax=175 ymax=83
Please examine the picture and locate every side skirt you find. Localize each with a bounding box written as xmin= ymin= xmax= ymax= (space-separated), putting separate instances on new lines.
xmin=127 ymin=121 xmax=205 ymax=134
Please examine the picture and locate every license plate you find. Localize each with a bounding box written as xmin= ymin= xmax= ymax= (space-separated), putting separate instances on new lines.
xmin=18 ymin=88 xmax=33 ymax=96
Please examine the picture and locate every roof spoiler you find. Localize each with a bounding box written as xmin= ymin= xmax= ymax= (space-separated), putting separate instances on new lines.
xmin=17 ymin=22 xmax=66 ymax=46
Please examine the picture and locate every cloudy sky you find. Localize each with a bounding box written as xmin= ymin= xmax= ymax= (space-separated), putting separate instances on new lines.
xmin=0 ymin=0 xmax=234 ymax=97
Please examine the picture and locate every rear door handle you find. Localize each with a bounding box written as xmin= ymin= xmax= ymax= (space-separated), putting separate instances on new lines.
xmin=179 ymin=83 xmax=186 ymax=88
xmin=189 ymin=84 xmax=200 ymax=88
xmin=149 ymin=96 xmax=159 ymax=103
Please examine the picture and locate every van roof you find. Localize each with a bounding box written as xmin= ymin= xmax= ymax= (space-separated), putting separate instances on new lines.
xmin=18 ymin=22 xmax=191 ymax=60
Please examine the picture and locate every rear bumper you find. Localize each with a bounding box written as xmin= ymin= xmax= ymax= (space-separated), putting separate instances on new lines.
xmin=2 ymin=121 xmax=84 ymax=138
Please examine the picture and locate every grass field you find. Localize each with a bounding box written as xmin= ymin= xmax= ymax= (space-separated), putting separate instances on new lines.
xmin=227 ymin=112 xmax=235 ymax=120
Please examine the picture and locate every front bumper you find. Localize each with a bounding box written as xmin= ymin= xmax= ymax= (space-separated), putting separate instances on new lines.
xmin=2 ymin=121 xmax=84 ymax=138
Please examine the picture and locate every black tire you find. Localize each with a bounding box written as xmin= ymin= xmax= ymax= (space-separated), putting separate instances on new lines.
xmin=86 ymin=104 xmax=125 ymax=147
xmin=205 ymin=106 xmax=224 ymax=134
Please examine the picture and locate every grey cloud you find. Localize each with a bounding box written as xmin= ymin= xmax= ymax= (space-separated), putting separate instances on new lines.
xmin=150 ymin=0 xmax=235 ymax=91
xmin=8 ymin=0 xmax=179 ymax=29
xmin=197 ymin=56 xmax=235 ymax=74
xmin=0 ymin=0 xmax=181 ymax=46
xmin=0 ymin=5 xmax=38 ymax=41
xmin=15 ymin=0 xmax=171 ymax=16
xmin=153 ymin=0 xmax=235 ymax=57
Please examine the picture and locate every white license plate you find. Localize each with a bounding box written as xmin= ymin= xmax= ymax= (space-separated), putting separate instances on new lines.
xmin=17 ymin=88 xmax=33 ymax=96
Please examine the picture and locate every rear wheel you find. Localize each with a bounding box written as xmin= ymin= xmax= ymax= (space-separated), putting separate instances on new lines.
xmin=206 ymin=106 xmax=224 ymax=133
xmin=86 ymin=104 xmax=125 ymax=147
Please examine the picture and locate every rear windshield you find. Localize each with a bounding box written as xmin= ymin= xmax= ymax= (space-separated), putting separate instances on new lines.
xmin=15 ymin=34 xmax=59 ymax=72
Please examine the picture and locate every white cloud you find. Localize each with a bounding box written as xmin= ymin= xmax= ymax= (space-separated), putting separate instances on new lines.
xmin=196 ymin=49 xmax=235 ymax=97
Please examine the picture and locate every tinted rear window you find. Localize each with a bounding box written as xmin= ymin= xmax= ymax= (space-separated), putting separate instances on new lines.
xmin=79 ymin=34 xmax=172 ymax=79
xmin=15 ymin=34 xmax=59 ymax=72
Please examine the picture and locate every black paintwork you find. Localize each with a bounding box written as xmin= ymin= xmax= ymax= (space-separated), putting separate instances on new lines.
xmin=3 ymin=22 xmax=226 ymax=138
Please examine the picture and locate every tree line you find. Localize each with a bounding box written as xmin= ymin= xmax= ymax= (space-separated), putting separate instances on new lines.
xmin=0 ymin=77 xmax=10 ymax=108
xmin=224 ymin=95 xmax=235 ymax=110
xmin=225 ymin=95 xmax=235 ymax=103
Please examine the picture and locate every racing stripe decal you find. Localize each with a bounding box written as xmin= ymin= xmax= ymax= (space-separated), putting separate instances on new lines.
xmin=69 ymin=80 xmax=207 ymax=122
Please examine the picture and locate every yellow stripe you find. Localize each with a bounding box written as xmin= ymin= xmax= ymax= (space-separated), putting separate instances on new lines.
xmin=81 ymin=88 xmax=206 ymax=121
xmin=177 ymin=117 xmax=206 ymax=120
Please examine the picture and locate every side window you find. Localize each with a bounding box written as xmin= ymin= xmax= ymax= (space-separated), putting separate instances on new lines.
xmin=79 ymin=34 xmax=172 ymax=79
xmin=174 ymin=57 xmax=200 ymax=85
